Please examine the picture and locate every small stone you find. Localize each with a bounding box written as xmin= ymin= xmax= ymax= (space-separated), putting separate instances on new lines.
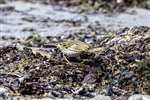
xmin=0 ymin=87 xmax=8 ymax=94
xmin=90 ymin=95 xmax=112 ymax=100
xmin=73 ymin=95 xmax=82 ymax=99
xmin=0 ymin=86 xmax=9 ymax=100
xmin=0 ymin=5 xmax=14 ymax=11
xmin=73 ymin=87 xmax=84 ymax=95
xmin=51 ymin=91 xmax=64 ymax=98
xmin=128 ymin=94 xmax=150 ymax=100
xmin=82 ymin=73 xmax=96 ymax=84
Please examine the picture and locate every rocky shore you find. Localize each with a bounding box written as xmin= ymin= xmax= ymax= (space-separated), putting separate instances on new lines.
xmin=0 ymin=0 xmax=150 ymax=100
xmin=0 ymin=26 xmax=150 ymax=100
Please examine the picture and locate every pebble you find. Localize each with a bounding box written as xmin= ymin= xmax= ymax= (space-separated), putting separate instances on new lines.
xmin=0 ymin=5 xmax=14 ymax=11
xmin=51 ymin=91 xmax=64 ymax=98
xmin=128 ymin=94 xmax=150 ymax=100
xmin=90 ymin=95 xmax=112 ymax=100
xmin=0 ymin=87 xmax=8 ymax=93
xmin=0 ymin=86 xmax=9 ymax=100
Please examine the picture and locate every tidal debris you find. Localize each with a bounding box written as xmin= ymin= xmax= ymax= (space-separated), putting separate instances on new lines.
xmin=0 ymin=26 xmax=150 ymax=99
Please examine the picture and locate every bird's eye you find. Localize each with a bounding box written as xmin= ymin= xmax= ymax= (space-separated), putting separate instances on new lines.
xmin=63 ymin=44 xmax=67 ymax=47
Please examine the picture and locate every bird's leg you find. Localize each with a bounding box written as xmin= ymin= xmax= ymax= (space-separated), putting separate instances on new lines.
xmin=62 ymin=53 xmax=72 ymax=65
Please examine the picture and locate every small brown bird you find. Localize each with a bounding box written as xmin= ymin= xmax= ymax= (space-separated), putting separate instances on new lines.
xmin=56 ymin=40 xmax=102 ymax=64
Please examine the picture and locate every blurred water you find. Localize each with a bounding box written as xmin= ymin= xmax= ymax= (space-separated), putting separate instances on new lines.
xmin=0 ymin=1 xmax=150 ymax=38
